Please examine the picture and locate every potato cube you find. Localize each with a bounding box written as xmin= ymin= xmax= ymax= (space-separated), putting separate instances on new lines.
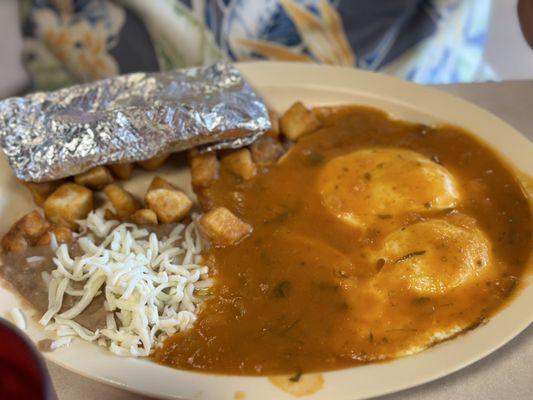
xmin=267 ymin=110 xmax=280 ymax=138
xmin=187 ymin=148 xmax=199 ymax=158
xmin=104 ymin=209 xmax=118 ymax=221
xmin=221 ymin=148 xmax=257 ymax=180
xmin=280 ymin=101 xmax=321 ymax=140
xmin=52 ymin=226 xmax=73 ymax=243
xmin=195 ymin=188 xmax=215 ymax=212
xmin=190 ymin=152 xmax=219 ymax=188
xmin=130 ymin=209 xmax=158 ymax=225
xmin=103 ymin=184 xmax=140 ymax=218
xmin=1 ymin=211 xmax=53 ymax=252
xmin=311 ymin=105 xmax=353 ymax=122
xmin=148 ymin=176 xmax=175 ymax=191
xmin=217 ymin=148 xmax=236 ymax=159
xmin=199 ymin=207 xmax=252 ymax=246
xmin=250 ymin=136 xmax=286 ymax=166
xmin=1 ymin=231 xmax=27 ymax=253
xmin=137 ymin=153 xmax=170 ymax=170
xmin=14 ymin=211 xmax=51 ymax=242
xmin=34 ymin=233 xmax=51 ymax=247
xmin=145 ymin=188 xmax=192 ymax=224
xmin=108 ymin=163 xmax=134 ymax=180
xmin=36 ymin=225 xmax=73 ymax=246
xmin=74 ymin=166 xmax=113 ymax=189
xmin=44 ymin=183 xmax=93 ymax=229
xmin=23 ymin=180 xmax=63 ymax=207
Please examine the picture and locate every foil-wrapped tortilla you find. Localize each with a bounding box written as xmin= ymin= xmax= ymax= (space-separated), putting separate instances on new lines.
xmin=0 ymin=62 xmax=270 ymax=182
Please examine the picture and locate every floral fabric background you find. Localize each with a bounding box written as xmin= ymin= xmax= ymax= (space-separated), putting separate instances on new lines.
xmin=20 ymin=0 xmax=494 ymax=91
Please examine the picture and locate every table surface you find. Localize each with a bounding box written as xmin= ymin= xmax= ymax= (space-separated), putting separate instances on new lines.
xmin=42 ymin=80 xmax=532 ymax=399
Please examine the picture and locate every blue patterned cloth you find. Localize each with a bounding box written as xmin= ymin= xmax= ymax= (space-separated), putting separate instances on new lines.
xmin=19 ymin=0 xmax=495 ymax=90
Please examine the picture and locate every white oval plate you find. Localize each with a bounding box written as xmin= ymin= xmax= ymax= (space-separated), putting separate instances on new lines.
xmin=0 ymin=62 xmax=531 ymax=400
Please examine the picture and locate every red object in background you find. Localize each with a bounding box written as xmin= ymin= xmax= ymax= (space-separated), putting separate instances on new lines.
xmin=0 ymin=318 xmax=55 ymax=400
xmin=518 ymin=0 xmax=533 ymax=48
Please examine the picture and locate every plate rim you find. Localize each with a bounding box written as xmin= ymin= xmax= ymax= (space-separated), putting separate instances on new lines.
xmin=0 ymin=61 xmax=531 ymax=400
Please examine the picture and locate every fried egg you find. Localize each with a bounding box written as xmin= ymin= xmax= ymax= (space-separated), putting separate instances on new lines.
xmin=317 ymin=148 xmax=459 ymax=228
xmin=374 ymin=217 xmax=491 ymax=295
xmin=331 ymin=216 xmax=492 ymax=359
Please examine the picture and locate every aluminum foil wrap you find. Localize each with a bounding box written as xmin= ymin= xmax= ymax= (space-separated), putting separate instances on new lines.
xmin=0 ymin=62 xmax=270 ymax=182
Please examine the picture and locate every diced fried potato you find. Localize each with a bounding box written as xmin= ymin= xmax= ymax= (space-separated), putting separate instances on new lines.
xmin=44 ymin=183 xmax=93 ymax=229
xmin=1 ymin=211 xmax=52 ymax=252
xmin=137 ymin=153 xmax=170 ymax=170
xmin=103 ymin=184 xmax=140 ymax=218
xmin=1 ymin=231 xmax=27 ymax=253
xmin=280 ymin=101 xmax=321 ymax=140
xmin=148 ymin=176 xmax=175 ymax=191
xmin=195 ymin=188 xmax=215 ymax=212
xmin=145 ymin=188 xmax=192 ymax=224
xmin=52 ymin=226 xmax=73 ymax=243
xmin=14 ymin=211 xmax=51 ymax=242
xmin=23 ymin=180 xmax=63 ymax=207
xmin=250 ymin=136 xmax=286 ymax=166
xmin=130 ymin=209 xmax=158 ymax=225
xmin=104 ymin=209 xmax=118 ymax=221
xmin=199 ymin=207 xmax=252 ymax=246
xmin=181 ymin=215 xmax=193 ymax=225
xmin=74 ymin=166 xmax=113 ymax=189
xmin=34 ymin=233 xmax=51 ymax=247
xmin=190 ymin=152 xmax=219 ymax=188
xmin=221 ymin=148 xmax=257 ymax=180
xmin=36 ymin=225 xmax=73 ymax=246
xmin=187 ymin=148 xmax=199 ymax=158
xmin=217 ymin=148 xmax=236 ymax=159
xmin=266 ymin=110 xmax=280 ymax=138
xmin=311 ymin=105 xmax=353 ymax=122
xmin=108 ymin=163 xmax=134 ymax=180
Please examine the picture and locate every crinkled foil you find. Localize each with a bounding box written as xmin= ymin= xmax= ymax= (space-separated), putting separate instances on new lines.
xmin=0 ymin=62 xmax=270 ymax=182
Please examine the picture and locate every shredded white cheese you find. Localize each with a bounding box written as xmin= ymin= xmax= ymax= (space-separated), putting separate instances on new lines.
xmin=49 ymin=233 xmax=58 ymax=251
xmin=26 ymin=256 xmax=46 ymax=264
xmin=40 ymin=208 xmax=211 ymax=357
xmin=50 ymin=336 xmax=73 ymax=350
xmin=9 ymin=307 xmax=27 ymax=331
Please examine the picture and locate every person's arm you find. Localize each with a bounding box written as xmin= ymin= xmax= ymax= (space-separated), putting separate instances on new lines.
xmin=518 ymin=0 xmax=533 ymax=48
